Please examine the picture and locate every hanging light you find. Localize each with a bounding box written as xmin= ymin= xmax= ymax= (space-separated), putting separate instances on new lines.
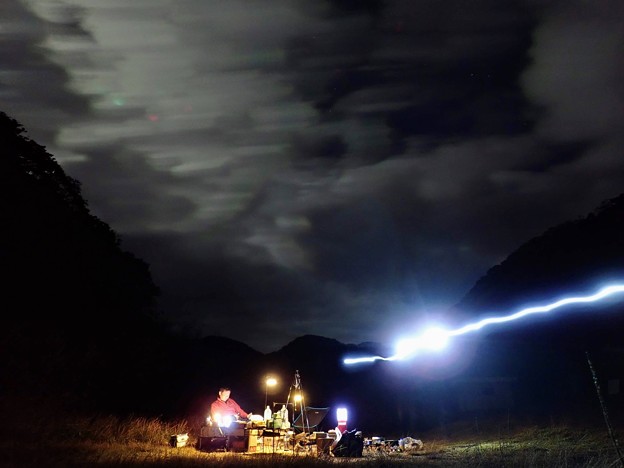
xmin=264 ymin=376 xmax=277 ymax=409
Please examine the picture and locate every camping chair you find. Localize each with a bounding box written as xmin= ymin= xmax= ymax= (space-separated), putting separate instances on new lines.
xmin=293 ymin=407 xmax=330 ymax=433
xmin=291 ymin=407 xmax=330 ymax=453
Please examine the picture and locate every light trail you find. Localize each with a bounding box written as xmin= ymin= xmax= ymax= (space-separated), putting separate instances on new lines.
xmin=344 ymin=284 xmax=624 ymax=365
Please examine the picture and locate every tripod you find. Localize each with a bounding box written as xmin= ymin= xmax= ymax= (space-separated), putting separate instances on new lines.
xmin=285 ymin=370 xmax=309 ymax=433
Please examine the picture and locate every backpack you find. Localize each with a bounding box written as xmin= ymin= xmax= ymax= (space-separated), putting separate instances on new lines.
xmin=332 ymin=429 xmax=363 ymax=457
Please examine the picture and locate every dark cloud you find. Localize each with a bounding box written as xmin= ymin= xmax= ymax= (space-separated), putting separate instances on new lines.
xmin=0 ymin=0 xmax=90 ymax=143
xmin=3 ymin=0 xmax=624 ymax=352
xmin=290 ymin=133 xmax=348 ymax=160
xmin=67 ymin=144 xmax=197 ymax=232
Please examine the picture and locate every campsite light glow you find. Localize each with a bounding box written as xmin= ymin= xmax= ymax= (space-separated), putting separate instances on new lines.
xmin=344 ymin=284 xmax=624 ymax=365
xmin=336 ymin=407 xmax=348 ymax=433
xmin=394 ymin=327 xmax=450 ymax=360
xmin=213 ymin=413 xmax=233 ymax=427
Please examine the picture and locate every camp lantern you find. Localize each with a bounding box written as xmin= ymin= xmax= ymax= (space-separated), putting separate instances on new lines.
xmin=336 ymin=407 xmax=348 ymax=433
xmin=213 ymin=413 xmax=233 ymax=428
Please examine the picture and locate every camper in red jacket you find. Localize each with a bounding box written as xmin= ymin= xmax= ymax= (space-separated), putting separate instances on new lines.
xmin=210 ymin=387 xmax=249 ymax=424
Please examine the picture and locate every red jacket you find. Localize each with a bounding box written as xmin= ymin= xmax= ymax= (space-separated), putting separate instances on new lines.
xmin=211 ymin=397 xmax=248 ymax=420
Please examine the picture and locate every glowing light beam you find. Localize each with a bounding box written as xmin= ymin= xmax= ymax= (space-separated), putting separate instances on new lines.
xmin=344 ymin=284 xmax=624 ymax=365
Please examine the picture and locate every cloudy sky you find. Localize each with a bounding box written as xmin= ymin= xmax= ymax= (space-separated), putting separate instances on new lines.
xmin=2 ymin=0 xmax=623 ymax=352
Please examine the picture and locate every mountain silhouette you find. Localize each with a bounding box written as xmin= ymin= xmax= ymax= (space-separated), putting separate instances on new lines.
xmin=456 ymin=193 xmax=624 ymax=346
xmin=459 ymin=194 xmax=624 ymax=312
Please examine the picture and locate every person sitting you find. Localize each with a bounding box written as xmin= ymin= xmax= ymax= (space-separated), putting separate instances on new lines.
xmin=210 ymin=387 xmax=250 ymax=425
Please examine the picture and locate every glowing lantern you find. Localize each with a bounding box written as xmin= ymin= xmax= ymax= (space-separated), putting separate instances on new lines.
xmin=336 ymin=407 xmax=348 ymax=433
xmin=213 ymin=413 xmax=233 ymax=428
xmin=265 ymin=376 xmax=277 ymax=408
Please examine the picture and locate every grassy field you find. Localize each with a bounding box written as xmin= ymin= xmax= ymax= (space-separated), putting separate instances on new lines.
xmin=1 ymin=410 xmax=623 ymax=467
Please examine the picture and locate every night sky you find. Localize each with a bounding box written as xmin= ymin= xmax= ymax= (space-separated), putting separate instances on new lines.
xmin=2 ymin=0 xmax=623 ymax=352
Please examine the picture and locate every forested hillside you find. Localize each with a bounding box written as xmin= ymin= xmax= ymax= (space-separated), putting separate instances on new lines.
xmin=458 ymin=193 xmax=624 ymax=315
xmin=0 ymin=111 xmax=168 ymax=415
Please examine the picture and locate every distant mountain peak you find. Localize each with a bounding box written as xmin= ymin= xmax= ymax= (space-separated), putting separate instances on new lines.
xmin=199 ymin=335 xmax=262 ymax=356
xmin=279 ymin=334 xmax=344 ymax=351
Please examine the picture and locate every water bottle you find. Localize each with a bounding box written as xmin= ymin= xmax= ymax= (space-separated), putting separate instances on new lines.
xmin=264 ymin=405 xmax=272 ymax=421
xmin=280 ymin=405 xmax=288 ymax=422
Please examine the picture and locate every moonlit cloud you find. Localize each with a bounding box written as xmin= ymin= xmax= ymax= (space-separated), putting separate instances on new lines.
xmin=2 ymin=0 xmax=623 ymax=351
xmin=522 ymin=1 xmax=624 ymax=142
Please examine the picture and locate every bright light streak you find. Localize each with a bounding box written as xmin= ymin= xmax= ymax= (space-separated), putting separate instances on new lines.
xmin=344 ymin=284 xmax=624 ymax=365
xmin=343 ymin=355 xmax=393 ymax=365
xmin=419 ymin=327 xmax=449 ymax=350
xmin=395 ymin=327 xmax=450 ymax=359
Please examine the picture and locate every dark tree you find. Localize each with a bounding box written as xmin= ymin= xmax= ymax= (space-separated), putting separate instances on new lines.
xmin=0 ymin=111 xmax=165 ymax=415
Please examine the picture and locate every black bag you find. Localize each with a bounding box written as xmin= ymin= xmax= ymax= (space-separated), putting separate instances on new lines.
xmin=197 ymin=436 xmax=227 ymax=452
xmin=332 ymin=429 xmax=363 ymax=457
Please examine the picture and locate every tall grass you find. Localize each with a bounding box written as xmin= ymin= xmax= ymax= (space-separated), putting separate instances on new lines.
xmin=1 ymin=407 xmax=622 ymax=467
xmin=63 ymin=414 xmax=189 ymax=445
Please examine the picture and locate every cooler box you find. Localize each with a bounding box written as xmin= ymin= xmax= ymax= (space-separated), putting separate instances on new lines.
xmin=169 ymin=433 xmax=189 ymax=447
